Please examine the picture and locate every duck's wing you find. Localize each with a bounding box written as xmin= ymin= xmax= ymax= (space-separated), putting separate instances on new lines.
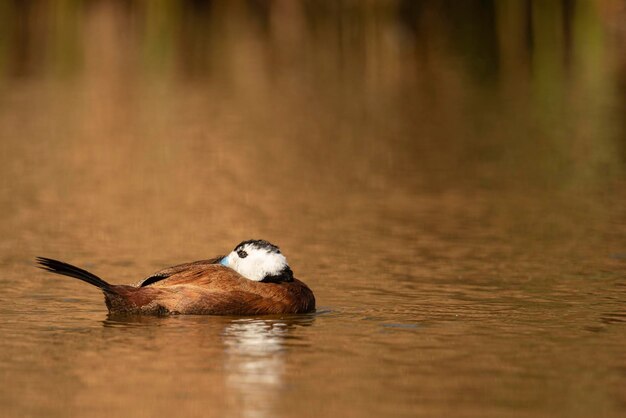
xmin=159 ymin=287 xmax=292 ymax=315
xmin=137 ymin=256 xmax=225 ymax=287
xmin=137 ymin=266 xmax=290 ymax=314
xmin=131 ymin=266 xmax=315 ymax=314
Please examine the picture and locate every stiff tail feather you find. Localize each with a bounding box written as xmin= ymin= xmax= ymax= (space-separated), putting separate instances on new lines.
xmin=36 ymin=257 xmax=114 ymax=292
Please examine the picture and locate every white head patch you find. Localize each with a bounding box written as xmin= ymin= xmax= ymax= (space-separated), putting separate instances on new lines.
xmin=221 ymin=240 xmax=289 ymax=282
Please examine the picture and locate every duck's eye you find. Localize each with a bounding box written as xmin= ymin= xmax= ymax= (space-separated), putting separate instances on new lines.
xmin=237 ymin=250 xmax=248 ymax=258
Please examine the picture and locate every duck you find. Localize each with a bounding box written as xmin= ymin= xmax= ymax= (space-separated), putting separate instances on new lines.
xmin=36 ymin=239 xmax=315 ymax=316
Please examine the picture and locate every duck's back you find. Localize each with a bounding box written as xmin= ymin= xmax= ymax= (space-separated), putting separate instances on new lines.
xmin=106 ymin=264 xmax=315 ymax=315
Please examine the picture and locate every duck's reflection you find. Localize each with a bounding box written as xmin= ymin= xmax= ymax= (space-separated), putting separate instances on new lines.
xmin=222 ymin=319 xmax=288 ymax=418
xmin=102 ymin=313 xmax=315 ymax=417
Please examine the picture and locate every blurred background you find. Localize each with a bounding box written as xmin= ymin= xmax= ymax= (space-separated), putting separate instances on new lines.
xmin=0 ymin=1 xmax=625 ymax=417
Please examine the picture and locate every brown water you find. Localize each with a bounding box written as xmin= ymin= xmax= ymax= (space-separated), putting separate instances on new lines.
xmin=1 ymin=1 xmax=626 ymax=417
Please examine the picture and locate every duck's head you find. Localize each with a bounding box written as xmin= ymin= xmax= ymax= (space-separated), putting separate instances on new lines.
xmin=220 ymin=239 xmax=294 ymax=283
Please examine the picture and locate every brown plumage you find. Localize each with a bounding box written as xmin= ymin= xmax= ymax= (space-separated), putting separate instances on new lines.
xmin=36 ymin=242 xmax=315 ymax=316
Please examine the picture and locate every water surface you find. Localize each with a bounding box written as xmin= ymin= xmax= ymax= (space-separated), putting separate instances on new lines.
xmin=0 ymin=1 xmax=625 ymax=417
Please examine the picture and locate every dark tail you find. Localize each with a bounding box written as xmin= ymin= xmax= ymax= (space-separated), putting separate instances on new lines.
xmin=36 ymin=257 xmax=114 ymax=292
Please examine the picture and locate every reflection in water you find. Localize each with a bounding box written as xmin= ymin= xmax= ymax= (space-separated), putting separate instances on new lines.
xmin=223 ymin=320 xmax=287 ymax=418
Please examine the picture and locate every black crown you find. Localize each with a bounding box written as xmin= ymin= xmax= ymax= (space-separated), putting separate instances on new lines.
xmin=234 ymin=239 xmax=281 ymax=254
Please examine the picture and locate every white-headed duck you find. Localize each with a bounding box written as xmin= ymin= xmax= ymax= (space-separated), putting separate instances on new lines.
xmin=36 ymin=239 xmax=315 ymax=315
